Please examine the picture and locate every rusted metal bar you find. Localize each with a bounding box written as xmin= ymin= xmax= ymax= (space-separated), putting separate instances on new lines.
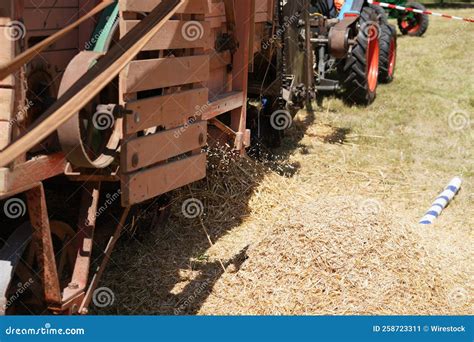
xmin=303 ymin=0 xmax=314 ymax=106
xmin=25 ymin=184 xmax=61 ymax=306
xmin=80 ymin=207 xmax=130 ymax=314
xmin=202 ymin=91 xmax=244 ymax=121
xmin=61 ymin=182 xmax=101 ymax=311
xmin=230 ymin=0 xmax=252 ymax=152
xmin=210 ymin=118 xmax=236 ymax=137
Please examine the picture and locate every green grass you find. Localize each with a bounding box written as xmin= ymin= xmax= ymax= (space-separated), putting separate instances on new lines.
xmin=294 ymin=8 xmax=473 ymax=225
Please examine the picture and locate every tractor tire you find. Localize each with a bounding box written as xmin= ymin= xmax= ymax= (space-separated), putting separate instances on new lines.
xmin=378 ymin=23 xmax=397 ymax=83
xmin=397 ymin=2 xmax=429 ymax=37
xmin=370 ymin=3 xmax=388 ymax=23
xmin=340 ymin=6 xmax=380 ymax=106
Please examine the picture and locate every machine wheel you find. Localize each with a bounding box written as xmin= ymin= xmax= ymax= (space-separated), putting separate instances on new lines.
xmin=370 ymin=3 xmax=388 ymax=23
xmin=378 ymin=24 xmax=397 ymax=83
xmin=341 ymin=6 xmax=380 ymax=106
xmin=397 ymin=2 xmax=429 ymax=37
xmin=57 ymin=52 xmax=121 ymax=169
xmin=4 ymin=221 xmax=76 ymax=314
xmin=57 ymin=8 xmax=121 ymax=169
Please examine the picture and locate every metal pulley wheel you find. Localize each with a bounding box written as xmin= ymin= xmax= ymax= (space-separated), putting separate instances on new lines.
xmin=57 ymin=4 xmax=121 ymax=169
xmin=56 ymin=51 xmax=121 ymax=169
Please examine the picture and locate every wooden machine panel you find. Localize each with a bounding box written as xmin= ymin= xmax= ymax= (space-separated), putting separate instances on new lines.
xmin=0 ymin=4 xmax=16 ymax=149
xmin=23 ymin=0 xmax=81 ymax=77
xmin=119 ymin=0 xmax=260 ymax=206
xmin=122 ymin=121 xmax=207 ymax=173
xmin=120 ymin=0 xmax=211 ymax=206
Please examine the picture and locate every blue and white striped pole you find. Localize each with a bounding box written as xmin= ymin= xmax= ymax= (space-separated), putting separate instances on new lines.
xmin=419 ymin=177 xmax=462 ymax=224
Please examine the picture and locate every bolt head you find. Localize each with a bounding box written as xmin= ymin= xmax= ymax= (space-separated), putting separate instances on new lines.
xmin=132 ymin=153 xmax=139 ymax=167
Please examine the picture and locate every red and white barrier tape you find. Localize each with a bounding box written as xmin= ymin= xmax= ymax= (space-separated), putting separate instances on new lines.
xmin=368 ymin=0 xmax=474 ymax=23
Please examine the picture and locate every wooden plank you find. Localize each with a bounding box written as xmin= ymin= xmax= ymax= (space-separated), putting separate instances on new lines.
xmin=122 ymin=20 xmax=211 ymax=50
xmin=255 ymin=12 xmax=268 ymax=22
xmin=207 ymin=16 xmax=226 ymax=29
xmin=208 ymin=3 xmax=225 ymax=17
xmin=0 ymin=22 xmax=15 ymax=86
xmin=0 ymin=0 xmax=187 ymax=168
xmin=202 ymin=91 xmax=244 ymax=120
xmin=121 ymin=153 xmax=207 ymax=206
xmin=0 ymin=153 xmax=66 ymax=196
xmin=0 ymin=88 xmax=14 ymax=121
xmin=0 ymin=18 xmax=11 ymax=26
xmin=209 ymin=51 xmax=231 ymax=70
xmin=210 ymin=118 xmax=236 ymax=137
xmin=123 ymin=121 xmax=207 ymax=172
xmin=207 ymin=67 xmax=230 ymax=95
xmin=255 ymin=0 xmax=269 ymax=12
xmin=121 ymin=0 xmax=209 ymax=13
xmin=125 ymin=87 xmax=208 ymax=134
xmin=0 ymin=121 xmax=11 ymax=151
xmin=122 ymin=55 xmax=209 ymax=93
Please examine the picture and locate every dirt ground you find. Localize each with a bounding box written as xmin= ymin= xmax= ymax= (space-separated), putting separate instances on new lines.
xmin=95 ymin=9 xmax=473 ymax=315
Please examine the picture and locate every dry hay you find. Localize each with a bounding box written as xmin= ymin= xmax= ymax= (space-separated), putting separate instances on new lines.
xmin=96 ymin=147 xmax=297 ymax=314
xmin=98 ymin=145 xmax=472 ymax=315
xmin=199 ymin=195 xmax=472 ymax=315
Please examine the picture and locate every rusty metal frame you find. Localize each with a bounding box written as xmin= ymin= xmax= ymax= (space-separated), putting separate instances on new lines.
xmin=25 ymin=184 xmax=62 ymax=306
xmin=229 ymin=0 xmax=253 ymax=153
xmin=59 ymin=182 xmax=101 ymax=314
xmin=80 ymin=207 xmax=130 ymax=314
